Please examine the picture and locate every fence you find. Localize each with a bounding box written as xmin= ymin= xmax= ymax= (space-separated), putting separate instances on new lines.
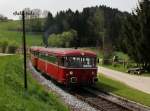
xmin=99 ymin=58 xmax=137 ymax=68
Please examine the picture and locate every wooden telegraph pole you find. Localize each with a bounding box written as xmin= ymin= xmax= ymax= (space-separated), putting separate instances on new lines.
xmin=22 ymin=11 xmax=27 ymax=89
xmin=13 ymin=10 xmax=34 ymax=90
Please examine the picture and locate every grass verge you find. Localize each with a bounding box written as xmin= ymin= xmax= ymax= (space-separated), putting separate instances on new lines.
xmin=0 ymin=55 xmax=69 ymax=111
xmin=96 ymin=74 xmax=150 ymax=107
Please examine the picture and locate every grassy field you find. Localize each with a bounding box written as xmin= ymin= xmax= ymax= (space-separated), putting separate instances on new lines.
xmin=0 ymin=55 xmax=69 ymax=111
xmin=96 ymin=74 xmax=150 ymax=107
xmin=0 ymin=20 xmax=43 ymax=46
xmin=102 ymin=64 xmax=127 ymax=72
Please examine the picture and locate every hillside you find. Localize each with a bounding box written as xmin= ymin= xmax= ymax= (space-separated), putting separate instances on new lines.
xmin=0 ymin=20 xmax=43 ymax=46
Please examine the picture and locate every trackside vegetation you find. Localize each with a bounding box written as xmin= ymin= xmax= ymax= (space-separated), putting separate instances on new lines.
xmin=96 ymin=74 xmax=150 ymax=107
xmin=0 ymin=55 xmax=69 ymax=111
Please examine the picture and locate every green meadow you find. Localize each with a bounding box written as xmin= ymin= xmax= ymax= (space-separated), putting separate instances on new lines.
xmin=0 ymin=20 xmax=43 ymax=46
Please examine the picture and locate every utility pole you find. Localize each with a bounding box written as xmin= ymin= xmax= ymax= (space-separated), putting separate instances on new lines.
xmin=13 ymin=10 xmax=34 ymax=90
xmin=22 ymin=11 xmax=27 ymax=89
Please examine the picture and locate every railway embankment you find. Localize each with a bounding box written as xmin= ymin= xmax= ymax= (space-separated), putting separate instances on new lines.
xmin=0 ymin=55 xmax=69 ymax=111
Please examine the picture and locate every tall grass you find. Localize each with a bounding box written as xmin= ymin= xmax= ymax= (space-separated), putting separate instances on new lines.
xmin=0 ymin=55 xmax=69 ymax=111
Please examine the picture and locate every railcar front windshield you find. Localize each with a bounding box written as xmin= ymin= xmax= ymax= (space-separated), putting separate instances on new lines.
xmin=60 ymin=56 xmax=96 ymax=68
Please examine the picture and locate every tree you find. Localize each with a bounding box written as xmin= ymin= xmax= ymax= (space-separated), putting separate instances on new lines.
xmin=48 ymin=29 xmax=77 ymax=47
xmin=43 ymin=12 xmax=54 ymax=31
xmin=0 ymin=14 xmax=8 ymax=21
xmin=23 ymin=8 xmax=43 ymax=32
xmin=123 ymin=0 xmax=150 ymax=69
xmin=0 ymin=38 xmax=8 ymax=53
xmin=87 ymin=8 xmax=104 ymax=47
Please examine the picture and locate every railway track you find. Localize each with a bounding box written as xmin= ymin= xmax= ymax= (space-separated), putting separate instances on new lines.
xmin=86 ymin=87 xmax=150 ymax=111
xmin=70 ymin=88 xmax=130 ymax=111
xmin=69 ymin=87 xmax=150 ymax=111
xmin=28 ymin=61 xmax=150 ymax=111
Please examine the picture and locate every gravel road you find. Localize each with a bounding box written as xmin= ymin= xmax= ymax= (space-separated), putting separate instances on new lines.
xmin=98 ymin=66 xmax=150 ymax=94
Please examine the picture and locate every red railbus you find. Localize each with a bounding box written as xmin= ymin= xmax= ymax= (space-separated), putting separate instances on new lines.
xmin=30 ymin=46 xmax=98 ymax=86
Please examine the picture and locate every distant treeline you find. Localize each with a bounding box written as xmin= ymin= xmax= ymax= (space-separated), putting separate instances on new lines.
xmin=0 ymin=14 xmax=8 ymax=21
xmin=43 ymin=6 xmax=129 ymax=48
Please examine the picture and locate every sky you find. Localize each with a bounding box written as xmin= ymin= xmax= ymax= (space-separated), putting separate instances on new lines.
xmin=0 ymin=0 xmax=139 ymax=19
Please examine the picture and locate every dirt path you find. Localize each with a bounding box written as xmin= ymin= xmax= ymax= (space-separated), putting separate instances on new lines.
xmin=0 ymin=53 xmax=14 ymax=56
xmin=98 ymin=66 xmax=150 ymax=94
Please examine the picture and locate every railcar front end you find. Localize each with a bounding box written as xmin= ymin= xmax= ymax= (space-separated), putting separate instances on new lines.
xmin=58 ymin=56 xmax=98 ymax=86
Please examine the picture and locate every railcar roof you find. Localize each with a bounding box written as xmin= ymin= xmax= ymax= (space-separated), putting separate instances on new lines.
xmin=30 ymin=47 xmax=96 ymax=57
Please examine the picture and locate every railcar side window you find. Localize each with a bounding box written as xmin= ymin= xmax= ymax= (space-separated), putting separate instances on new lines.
xmin=38 ymin=52 xmax=58 ymax=64
xmin=35 ymin=52 xmax=39 ymax=57
xmin=31 ymin=51 xmax=39 ymax=57
xmin=39 ymin=52 xmax=46 ymax=59
xmin=46 ymin=55 xmax=57 ymax=64
xmin=59 ymin=58 xmax=65 ymax=66
xmin=31 ymin=51 xmax=34 ymax=55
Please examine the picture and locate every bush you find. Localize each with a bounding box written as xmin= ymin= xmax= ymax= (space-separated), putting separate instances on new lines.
xmin=8 ymin=41 xmax=19 ymax=53
xmin=48 ymin=34 xmax=63 ymax=47
xmin=0 ymin=38 xmax=8 ymax=53
xmin=48 ymin=29 xmax=77 ymax=48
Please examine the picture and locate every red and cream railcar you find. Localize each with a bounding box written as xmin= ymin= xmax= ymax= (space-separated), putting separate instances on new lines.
xmin=30 ymin=46 xmax=98 ymax=86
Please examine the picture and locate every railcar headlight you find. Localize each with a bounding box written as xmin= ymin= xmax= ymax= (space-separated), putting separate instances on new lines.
xmin=92 ymin=71 xmax=95 ymax=75
xmin=70 ymin=71 xmax=73 ymax=75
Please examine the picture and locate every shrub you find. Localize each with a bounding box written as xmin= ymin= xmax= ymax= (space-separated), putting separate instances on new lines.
xmin=8 ymin=41 xmax=19 ymax=53
xmin=0 ymin=38 xmax=8 ymax=53
xmin=48 ymin=29 xmax=77 ymax=48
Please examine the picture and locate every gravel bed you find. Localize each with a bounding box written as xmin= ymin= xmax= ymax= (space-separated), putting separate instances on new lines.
xmin=28 ymin=61 xmax=97 ymax=111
